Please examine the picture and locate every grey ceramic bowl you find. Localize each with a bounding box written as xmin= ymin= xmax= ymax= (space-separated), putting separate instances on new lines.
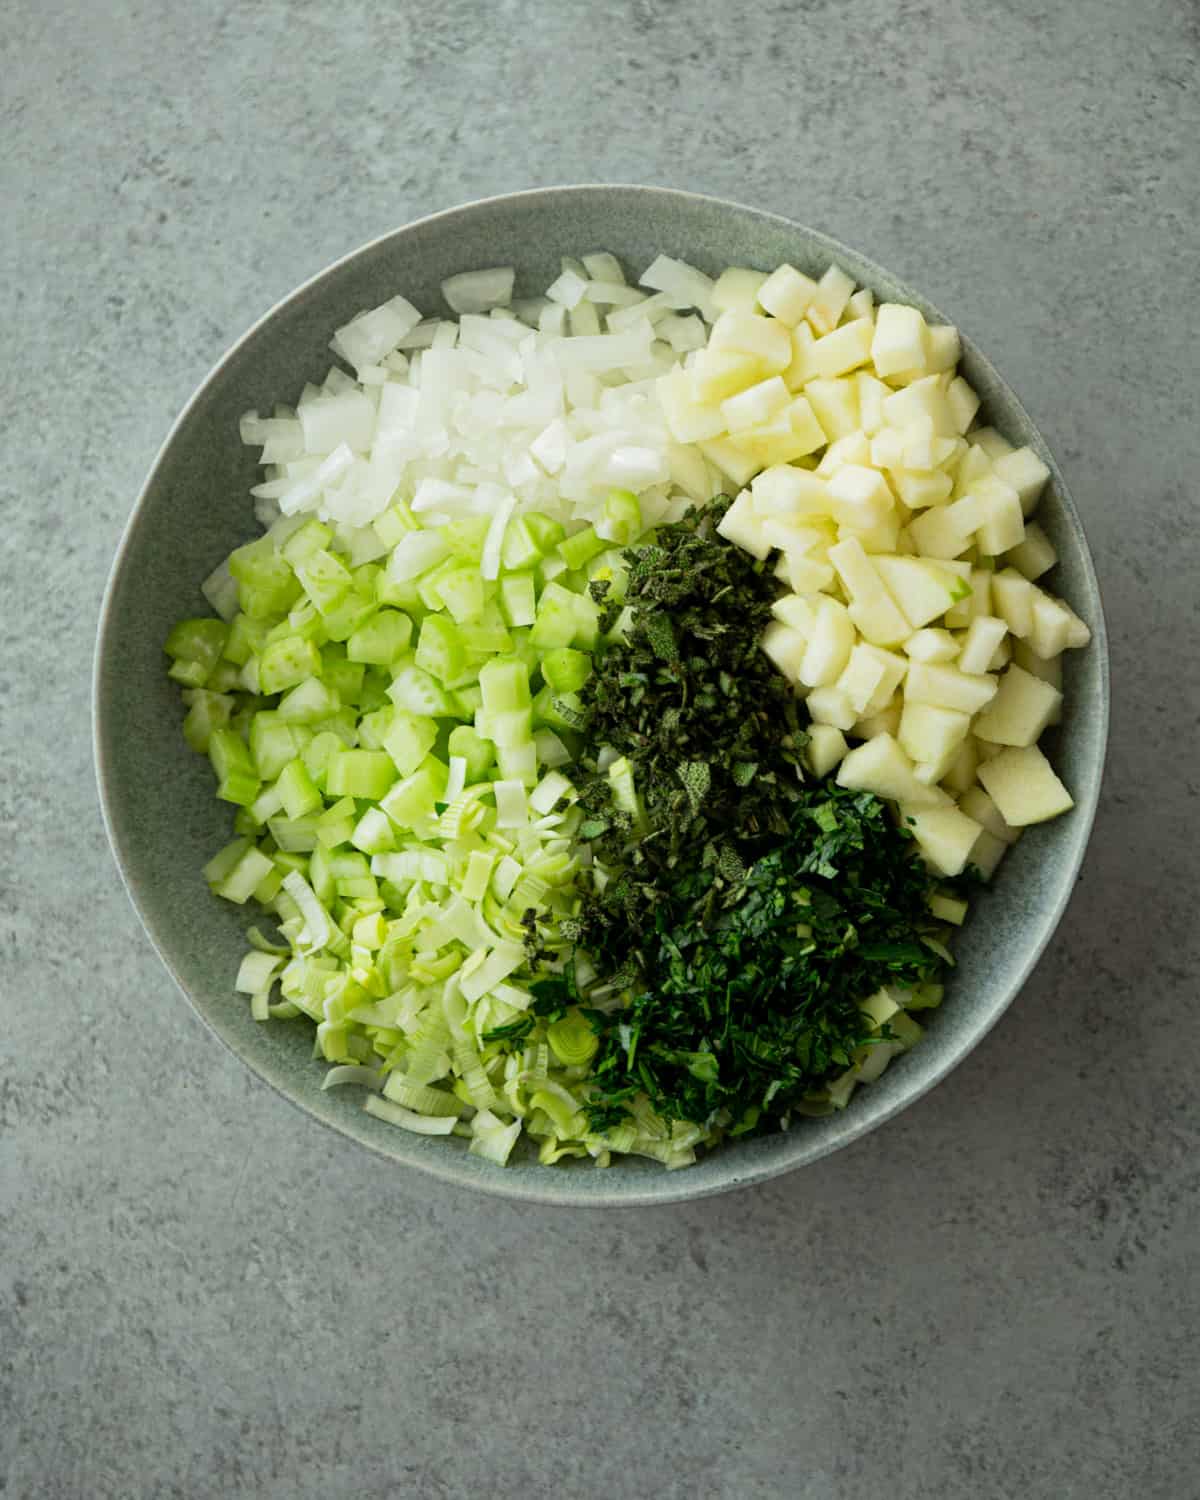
xmin=95 ymin=185 xmax=1109 ymax=1207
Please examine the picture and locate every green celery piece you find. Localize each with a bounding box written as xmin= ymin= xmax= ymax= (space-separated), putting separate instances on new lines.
xmin=442 ymin=516 xmax=491 ymax=560
xmin=346 ymin=609 xmax=413 ymax=665
xmin=165 ymin=618 xmax=229 ymax=687
xmin=325 ymin=749 xmax=398 ymax=800
xmin=303 ymin=730 xmax=346 ymax=786
xmin=229 ymin=536 xmax=302 ymax=618
xmin=355 ymin=704 xmax=393 ymax=751
xmin=213 ymin=845 xmax=275 ymax=904
xmin=532 ymin=685 xmax=588 ymax=733
xmin=540 ymin=647 xmax=591 ymax=694
xmin=500 ymin=516 xmax=547 ymax=572
xmin=309 ymin=843 xmax=336 ymax=903
xmin=602 ymin=488 xmax=642 ymax=545
xmin=373 ymin=500 xmax=419 ymax=550
xmin=280 ymin=518 xmax=334 ymax=568
xmin=382 ymin=710 xmax=438 ymax=775
xmin=523 ymin=513 xmax=566 ymax=554
xmin=294 ymin=549 xmax=353 ymax=615
xmin=447 ymin=725 xmax=494 ymax=780
xmin=479 ymin=657 xmax=531 ymax=714
xmin=388 ymin=663 xmax=456 ymax=718
xmin=276 ymin=677 xmax=340 ymax=723
xmin=320 ymin=588 xmax=378 ymax=644
xmin=316 ymin=797 xmax=358 ymax=848
xmin=350 ymin=807 xmax=396 ymax=855
xmin=558 ymin=525 xmax=608 ymax=572
xmin=414 ymin=615 xmax=466 ymax=684
xmin=267 ymin=815 xmax=321 ymax=853
xmin=222 ymin=612 xmax=276 ymax=666
xmin=276 ymin=757 xmax=322 ymax=819
xmin=265 ymin=599 xmax=325 ymax=645
xmin=182 ymin=690 xmax=234 ymax=753
xmin=380 ymin=756 xmax=446 ymax=829
xmin=435 ymin=566 xmax=487 ymax=625
xmin=320 ymin=648 xmax=366 ymax=704
xmin=249 ymin=711 xmax=312 ymax=780
xmin=448 ymin=683 xmax=483 ymax=719
xmin=498 ymin=572 xmax=537 ymax=628
xmin=258 ymin=635 xmax=322 ymax=695
xmin=375 ymin=568 xmax=426 ymax=616
xmin=208 ymin=727 xmax=261 ymax=807
xmin=529 ymin=583 xmax=581 ymax=650
xmin=309 ymin=708 xmax=357 ymax=746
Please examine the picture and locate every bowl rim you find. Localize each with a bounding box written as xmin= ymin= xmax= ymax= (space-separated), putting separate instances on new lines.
xmin=93 ymin=182 xmax=1110 ymax=1207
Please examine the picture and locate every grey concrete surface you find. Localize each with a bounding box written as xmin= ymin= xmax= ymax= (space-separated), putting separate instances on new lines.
xmin=2 ymin=1 xmax=1198 ymax=1496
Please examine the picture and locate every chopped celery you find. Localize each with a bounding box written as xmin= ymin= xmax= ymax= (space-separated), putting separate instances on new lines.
xmin=346 ymin=609 xmax=413 ymax=664
xmin=325 ymin=749 xmax=397 ymax=800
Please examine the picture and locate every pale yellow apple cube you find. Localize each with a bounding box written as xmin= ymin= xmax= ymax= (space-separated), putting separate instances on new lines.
xmin=845 ymin=288 xmax=875 ymax=323
xmin=924 ymin=324 xmax=961 ymax=373
xmin=708 ymin=311 xmax=792 ymax=370
xmin=977 ymin=746 xmax=1074 ymax=825
xmin=751 ymin=466 xmax=829 ymax=517
xmin=973 ymin=475 xmax=1026 ymax=554
xmin=874 ymin=555 xmax=968 ymax=629
xmin=893 ymin=470 xmax=953 ymax=510
xmin=972 ymin=664 xmax=1062 ymax=747
xmin=757 ymin=263 xmax=819 ymax=325
xmin=711 ymin=266 xmax=769 ymax=315
xmin=901 ymin=804 xmax=985 ymax=877
xmin=905 ymin=662 xmax=999 ymax=715
xmin=992 ymin=446 xmax=1050 ymax=516
xmin=857 ymin=371 xmax=890 ymax=436
xmin=943 ymin=565 xmax=990 ymax=628
xmin=806 ymin=723 xmax=849 ymax=776
xmin=696 ymin=437 xmax=760 ymax=488
xmin=827 ymin=465 xmax=896 ymax=529
xmin=721 ymin=375 xmax=790 ymax=432
xmin=967 ymin=829 xmax=1009 ymax=880
xmin=837 ymin=733 xmax=947 ymax=807
xmin=715 ymin=490 xmax=770 ymax=558
xmin=760 ymin=621 xmax=808 ymax=680
xmin=690 ymin=348 xmax=770 ymax=403
xmin=816 ymin=431 xmax=872 ymax=476
xmin=953 ymin=443 xmax=993 ymax=499
xmin=799 ymin=597 xmax=856 ymax=687
xmin=882 ymin=375 xmax=957 ymax=437
xmin=783 ymin=322 xmax=817 ymax=391
xmin=806 ymin=685 xmax=857 ymax=731
xmin=836 ymin=647 xmax=888 ymax=716
xmin=1028 ymin=592 xmax=1073 ymax=658
xmin=959 ymin=785 xmax=1021 ymax=845
xmin=809 ymin=319 xmax=875 ymax=380
xmin=946 ymin=376 xmax=981 ymax=435
xmin=871 ymin=304 xmax=928 ymax=379
xmin=970 ymin=427 xmax=1015 ymax=461
xmin=786 ymin=394 xmax=832 ymax=456
xmin=940 ymin=736 xmax=979 ymax=795
xmin=898 ymin=701 xmax=971 ymax=770
xmin=958 ymin=615 xmax=1008 ymax=675
xmin=805 ymin=264 xmax=856 ymax=336
xmin=656 ymin=367 xmax=725 ymax=444
xmin=904 ymin=628 xmax=959 ymax=663
xmin=1005 ymin=521 xmax=1058 ymax=580
xmin=990 ymin=568 xmax=1036 ymax=638
xmin=805 ymin=377 xmax=860 ymax=440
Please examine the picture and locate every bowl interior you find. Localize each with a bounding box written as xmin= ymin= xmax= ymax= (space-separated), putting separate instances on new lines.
xmin=95 ymin=186 xmax=1108 ymax=1206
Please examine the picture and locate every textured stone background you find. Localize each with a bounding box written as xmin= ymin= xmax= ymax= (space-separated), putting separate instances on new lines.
xmin=3 ymin=2 xmax=1198 ymax=1496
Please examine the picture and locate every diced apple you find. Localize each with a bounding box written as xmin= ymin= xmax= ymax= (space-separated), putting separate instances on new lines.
xmin=751 ymin=466 xmax=829 ymax=517
xmin=898 ymin=699 xmax=971 ymax=773
xmin=806 ymin=685 xmax=857 ymax=730
xmin=780 ymin=553 xmax=835 ymax=594
xmin=850 ymin=699 xmax=903 ymax=741
xmin=782 ymin=323 xmax=816 ymax=390
xmin=836 ymin=647 xmax=887 ymax=716
xmin=977 ymin=745 xmax=1073 ymax=825
xmin=904 ymin=628 xmax=959 ymax=663
xmin=1027 ymin=592 xmax=1073 ymax=658
xmin=722 ymin=375 xmax=790 ymax=432
xmin=805 ymin=264 xmax=856 ymax=336
xmin=771 ymin=593 xmax=817 ymax=632
xmin=940 ymin=736 xmax=978 ymax=795
xmin=893 ymin=470 xmax=953 ymax=510
xmin=805 ymin=377 xmax=859 ymax=440
xmin=990 ymin=568 xmax=1035 ymax=638
xmin=972 ymin=663 xmax=1062 ymax=747
xmin=953 ymin=443 xmax=993 ymax=499
xmin=905 ymin=662 xmax=999 ymax=715
xmin=845 ymin=288 xmax=875 ymax=323
xmin=711 ymin=267 xmax=770 ymax=314
xmin=901 ymin=803 xmax=984 ymax=877
xmin=708 ymin=310 xmax=792 ymax=370
xmin=869 ymin=427 xmax=906 ymax=470
xmin=809 ymin=319 xmax=875 ymax=379
xmin=848 ymin=596 xmax=909 ymax=648
xmin=715 ymin=490 xmax=770 ymax=558
xmin=1012 ymin=638 xmax=1063 ymax=687
xmin=836 ymin=733 xmax=948 ymax=807
xmin=959 ymin=785 xmax=1020 ymax=845
xmin=988 ymin=635 xmax=1012 ymax=670
xmin=946 ymin=376 xmax=980 ymax=434
xmin=798 ymin=597 xmax=856 ymax=687
xmin=827 ymin=465 xmax=896 ymax=529
xmin=929 ymin=892 xmax=969 ymax=924
xmin=757 ymin=263 xmax=818 ymax=325
xmin=871 ymin=304 xmax=928 ymax=379
xmin=840 ymin=514 xmax=903 ymax=555
xmin=924 ymin=324 xmax=961 ymax=373
xmin=970 ymin=427 xmax=1015 ymax=461
xmin=973 ymin=475 xmax=1026 ymax=554
xmin=656 ymin=367 xmax=726 ymax=443
xmin=828 ymin=535 xmax=886 ymax=601
xmin=957 ymin=615 xmax=1008 ymax=675
xmin=1004 ymin=521 xmax=1057 ymax=580
xmin=690 ymin=348 xmax=770 ymax=403
xmin=696 ymin=437 xmax=760 ymax=487
xmin=786 ymin=395 xmax=832 ymax=456
xmin=760 ymin=621 xmax=808 ymax=680
xmin=943 ymin=565 xmax=989 ymax=628
xmin=967 ymin=829 xmax=1008 ymax=880
xmin=992 ymin=446 xmax=1050 ymax=516
xmin=806 ymin=723 xmax=849 ymax=776
xmin=846 ymin=644 xmax=906 ymax=715
xmin=882 ymin=375 xmax=957 ymax=437
xmin=972 ymin=735 xmax=1005 ymax=763
xmin=874 ymin=555 xmax=968 ymax=629
xmin=817 ymin=432 xmax=872 ymax=476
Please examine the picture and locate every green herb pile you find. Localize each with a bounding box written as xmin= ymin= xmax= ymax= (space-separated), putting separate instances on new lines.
xmin=542 ymin=499 xmax=956 ymax=1139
